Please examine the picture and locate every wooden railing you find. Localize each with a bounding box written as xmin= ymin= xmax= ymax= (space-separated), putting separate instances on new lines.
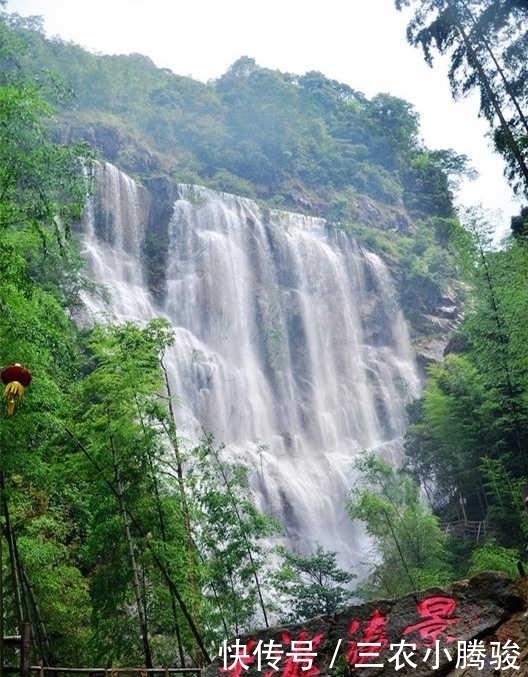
xmin=0 ymin=622 xmax=204 ymax=677
xmin=0 ymin=625 xmax=202 ymax=677
xmin=442 ymin=519 xmax=486 ymax=542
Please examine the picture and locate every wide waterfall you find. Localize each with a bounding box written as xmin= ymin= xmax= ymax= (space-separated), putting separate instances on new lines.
xmin=79 ymin=163 xmax=421 ymax=568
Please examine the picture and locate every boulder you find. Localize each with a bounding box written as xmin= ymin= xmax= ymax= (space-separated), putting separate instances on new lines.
xmin=204 ymin=572 xmax=528 ymax=677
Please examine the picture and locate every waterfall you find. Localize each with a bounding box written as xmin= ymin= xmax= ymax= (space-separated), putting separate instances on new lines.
xmin=79 ymin=164 xmax=421 ymax=567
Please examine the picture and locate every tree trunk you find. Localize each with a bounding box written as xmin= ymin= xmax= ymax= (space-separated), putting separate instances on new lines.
xmin=457 ymin=0 xmax=528 ymax=135
xmin=455 ymin=17 xmax=528 ymax=190
xmin=160 ymin=358 xmax=201 ymax=612
xmin=110 ymin=436 xmax=153 ymax=668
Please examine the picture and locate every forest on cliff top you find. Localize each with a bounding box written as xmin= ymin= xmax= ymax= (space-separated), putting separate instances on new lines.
xmin=1 ymin=0 xmax=528 ymax=669
xmin=8 ymin=6 xmax=474 ymax=333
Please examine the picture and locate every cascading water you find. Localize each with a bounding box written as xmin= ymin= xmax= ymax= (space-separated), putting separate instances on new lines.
xmin=79 ymin=163 xmax=421 ymax=568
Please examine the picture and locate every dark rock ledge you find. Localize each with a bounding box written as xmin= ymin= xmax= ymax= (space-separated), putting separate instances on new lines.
xmin=204 ymin=572 xmax=528 ymax=677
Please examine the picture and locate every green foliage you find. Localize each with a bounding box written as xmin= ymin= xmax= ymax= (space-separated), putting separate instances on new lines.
xmin=395 ymin=0 xmax=528 ymax=196
xmin=0 ymin=36 xmax=91 ymax=238
xmin=273 ymin=545 xmax=355 ymax=622
xmin=186 ymin=434 xmax=280 ymax=643
xmin=348 ymin=454 xmax=453 ymax=598
xmin=17 ymin=521 xmax=92 ymax=664
xmin=66 ymin=322 xmax=169 ymax=666
xmin=404 ymin=210 xmax=528 ymax=575
xmin=468 ymin=538 xmax=520 ymax=579
xmin=4 ymin=13 xmax=458 ymax=221
xmin=0 ymin=11 xmax=95 ymax=665
xmin=480 ymin=458 xmax=528 ymax=548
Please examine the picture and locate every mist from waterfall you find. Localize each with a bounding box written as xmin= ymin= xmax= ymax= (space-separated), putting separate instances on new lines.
xmin=79 ymin=163 xmax=421 ymax=568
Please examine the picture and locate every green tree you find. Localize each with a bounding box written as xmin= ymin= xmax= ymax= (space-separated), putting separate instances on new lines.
xmin=408 ymin=354 xmax=497 ymax=512
xmin=348 ymin=454 xmax=452 ymax=598
xmin=186 ymin=435 xmax=279 ymax=645
xmin=67 ymin=322 xmax=166 ymax=666
xmin=67 ymin=321 xmax=215 ymax=667
xmin=404 ymin=213 xmax=528 ymax=561
xmin=273 ymin=545 xmax=355 ymax=622
xmin=0 ymin=8 xmax=93 ymax=664
xmin=395 ymin=0 xmax=528 ymax=194
xmin=468 ymin=537 xmax=520 ymax=579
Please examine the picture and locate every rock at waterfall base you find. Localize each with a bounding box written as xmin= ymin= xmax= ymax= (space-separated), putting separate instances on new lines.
xmin=204 ymin=572 xmax=528 ymax=677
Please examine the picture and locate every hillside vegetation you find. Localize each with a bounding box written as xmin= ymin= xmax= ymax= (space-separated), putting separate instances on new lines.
xmin=12 ymin=14 xmax=462 ymax=217
xmin=6 ymin=11 xmax=471 ymax=338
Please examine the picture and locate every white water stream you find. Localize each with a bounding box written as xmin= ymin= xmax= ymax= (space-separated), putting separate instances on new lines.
xmin=79 ymin=163 xmax=421 ymax=567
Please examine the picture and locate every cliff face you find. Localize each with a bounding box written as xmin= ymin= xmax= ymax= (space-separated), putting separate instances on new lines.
xmin=204 ymin=572 xmax=528 ymax=677
xmin=412 ymin=285 xmax=462 ymax=372
xmin=73 ymin=120 xmax=461 ymax=365
xmin=79 ymin=166 xmax=424 ymax=566
xmin=22 ymin=25 xmax=465 ymax=370
xmin=85 ymin=148 xmax=463 ymax=374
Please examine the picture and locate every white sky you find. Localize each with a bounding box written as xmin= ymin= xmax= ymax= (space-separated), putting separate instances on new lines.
xmin=6 ymin=0 xmax=523 ymax=236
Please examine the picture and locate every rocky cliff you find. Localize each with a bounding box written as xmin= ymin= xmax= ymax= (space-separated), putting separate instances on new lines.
xmin=78 ymin=144 xmax=463 ymax=375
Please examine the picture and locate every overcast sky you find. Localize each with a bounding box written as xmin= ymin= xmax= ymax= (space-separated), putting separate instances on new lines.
xmin=5 ymin=0 xmax=522 ymax=236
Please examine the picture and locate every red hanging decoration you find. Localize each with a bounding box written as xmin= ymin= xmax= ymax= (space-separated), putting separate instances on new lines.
xmin=1 ymin=364 xmax=32 ymax=416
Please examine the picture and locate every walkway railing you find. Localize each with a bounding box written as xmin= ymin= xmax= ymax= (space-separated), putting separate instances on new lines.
xmin=442 ymin=519 xmax=486 ymax=542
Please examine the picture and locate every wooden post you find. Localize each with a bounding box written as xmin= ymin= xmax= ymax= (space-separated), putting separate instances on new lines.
xmin=522 ymin=484 xmax=528 ymax=517
xmin=20 ymin=623 xmax=30 ymax=677
xmin=518 ymin=484 xmax=528 ymax=577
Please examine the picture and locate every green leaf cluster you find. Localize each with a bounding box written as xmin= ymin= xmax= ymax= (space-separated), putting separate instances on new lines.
xmin=404 ymin=211 xmax=528 ymax=576
xmin=272 ymin=545 xmax=355 ymax=622
xmin=5 ymin=17 xmax=462 ymax=224
xmin=0 ymin=11 xmax=96 ymax=665
xmin=185 ymin=435 xmax=280 ymax=643
xmin=396 ymin=0 xmax=528 ymax=196
xmin=348 ymin=454 xmax=453 ymax=598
